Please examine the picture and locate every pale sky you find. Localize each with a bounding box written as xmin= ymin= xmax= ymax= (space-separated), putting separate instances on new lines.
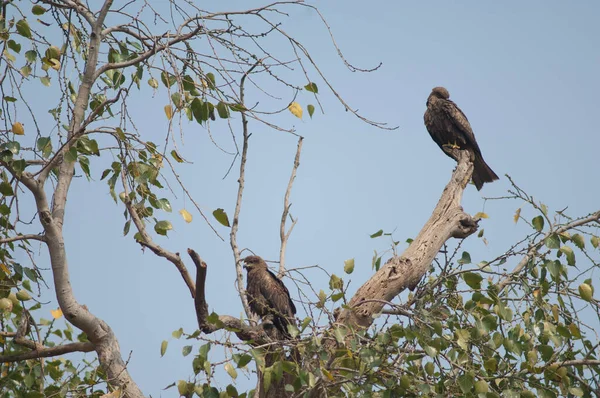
xmin=20 ymin=1 xmax=600 ymax=395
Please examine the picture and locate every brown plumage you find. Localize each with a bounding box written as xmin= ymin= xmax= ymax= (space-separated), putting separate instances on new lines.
xmin=243 ymin=255 xmax=296 ymax=338
xmin=424 ymin=87 xmax=499 ymax=190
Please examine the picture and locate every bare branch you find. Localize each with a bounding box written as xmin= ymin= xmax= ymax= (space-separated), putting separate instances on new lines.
xmin=278 ymin=137 xmax=303 ymax=277
xmin=335 ymin=151 xmax=477 ymax=331
xmin=0 ymin=341 xmax=94 ymax=363
xmin=0 ymin=234 xmax=46 ymax=244
xmin=230 ymin=59 xmax=264 ymax=320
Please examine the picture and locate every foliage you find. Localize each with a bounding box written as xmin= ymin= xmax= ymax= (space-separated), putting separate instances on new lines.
xmin=0 ymin=1 xmax=598 ymax=398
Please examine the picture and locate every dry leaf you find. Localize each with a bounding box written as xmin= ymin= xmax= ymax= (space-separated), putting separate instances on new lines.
xmin=101 ymin=389 xmax=121 ymax=398
xmin=0 ymin=263 xmax=9 ymax=274
xmin=179 ymin=209 xmax=193 ymax=223
xmin=12 ymin=122 xmax=24 ymax=135
xmin=50 ymin=308 xmax=63 ymax=319
xmin=513 ymin=208 xmax=521 ymax=224
xmin=164 ymin=105 xmax=173 ymax=120
xmin=288 ymin=102 xmax=303 ymax=118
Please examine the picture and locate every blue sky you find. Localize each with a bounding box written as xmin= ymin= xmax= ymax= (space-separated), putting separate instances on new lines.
xmin=18 ymin=1 xmax=600 ymax=395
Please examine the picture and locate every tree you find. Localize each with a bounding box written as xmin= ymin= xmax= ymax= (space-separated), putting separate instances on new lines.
xmin=0 ymin=1 xmax=599 ymax=398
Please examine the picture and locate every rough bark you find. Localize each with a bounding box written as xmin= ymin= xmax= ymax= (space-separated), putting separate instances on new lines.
xmin=335 ymin=150 xmax=478 ymax=331
xmin=25 ymin=1 xmax=145 ymax=396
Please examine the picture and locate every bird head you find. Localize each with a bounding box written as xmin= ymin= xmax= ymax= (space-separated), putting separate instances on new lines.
xmin=242 ymin=255 xmax=265 ymax=270
xmin=430 ymin=86 xmax=450 ymax=100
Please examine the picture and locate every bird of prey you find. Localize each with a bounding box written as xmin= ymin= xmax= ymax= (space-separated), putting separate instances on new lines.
xmin=243 ymin=255 xmax=296 ymax=338
xmin=424 ymin=87 xmax=499 ymax=190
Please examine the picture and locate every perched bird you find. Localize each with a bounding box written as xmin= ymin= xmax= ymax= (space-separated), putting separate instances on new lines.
xmin=424 ymin=87 xmax=499 ymax=190
xmin=243 ymin=255 xmax=296 ymax=338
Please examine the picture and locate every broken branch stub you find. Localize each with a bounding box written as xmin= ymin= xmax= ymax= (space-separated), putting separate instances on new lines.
xmin=336 ymin=150 xmax=478 ymax=330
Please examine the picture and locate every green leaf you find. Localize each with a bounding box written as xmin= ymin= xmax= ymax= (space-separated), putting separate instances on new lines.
xmin=224 ymin=363 xmax=238 ymax=380
xmin=343 ymin=258 xmax=354 ymax=274
xmin=546 ymin=260 xmax=561 ymax=278
xmin=16 ymin=20 xmax=32 ymax=39
xmin=40 ymin=76 xmax=51 ymax=87
xmin=170 ymin=92 xmax=183 ymax=108
xmin=572 ymin=233 xmax=585 ymax=249
xmin=160 ymin=71 xmax=176 ymax=87
xmin=32 ymin=5 xmax=47 ymax=15
xmin=158 ymin=198 xmax=172 ymax=212
xmin=304 ymin=82 xmax=318 ymax=93
xmin=579 ymin=283 xmax=593 ymax=301
xmin=463 ymin=272 xmax=482 ymax=289
xmin=370 ymin=229 xmax=383 ymax=238
xmin=25 ymin=50 xmax=37 ymax=62
xmin=0 ymin=182 xmax=14 ymax=196
xmin=172 ymin=328 xmax=183 ymax=339
xmin=205 ymin=72 xmax=216 ymax=89
xmin=423 ymin=344 xmax=438 ymax=357
xmin=7 ymin=40 xmax=21 ymax=53
xmin=592 ymin=235 xmax=600 ymax=249
xmin=36 ymin=137 xmax=52 ymax=158
xmin=154 ymin=220 xmax=173 ymax=236
xmin=78 ymin=155 xmax=91 ymax=179
xmin=64 ymin=147 xmax=77 ymax=163
xmin=20 ymin=65 xmax=31 ymax=77
xmin=317 ymin=289 xmax=326 ymax=308
xmin=545 ymin=233 xmax=560 ymax=249
xmin=532 ymin=215 xmax=544 ymax=232
xmin=233 ymin=353 xmax=252 ymax=368
xmin=457 ymin=374 xmax=474 ymax=393
xmin=484 ymin=358 xmax=497 ymax=372
xmin=229 ymin=103 xmax=246 ymax=112
xmin=216 ymin=101 xmax=229 ymax=118
xmin=458 ymin=251 xmax=471 ymax=265
xmin=171 ymin=150 xmax=184 ymax=163
xmin=160 ymin=340 xmax=168 ymax=357
xmin=5 ymin=141 xmax=20 ymax=155
xmin=329 ymin=274 xmax=343 ymax=290
xmin=123 ymin=220 xmax=131 ymax=236
xmin=212 ymin=208 xmax=230 ymax=227
xmin=307 ymin=104 xmax=315 ymax=118
xmin=559 ymin=246 xmax=575 ymax=266
xmin=182 ymin=345 xmax=192 ymax=357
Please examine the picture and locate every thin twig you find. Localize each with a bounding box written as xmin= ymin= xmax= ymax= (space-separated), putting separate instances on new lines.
xmin=278 ymin=137 xmax=303 ymax=277
xmin=230 ymin=59 xmax=263 ymax=320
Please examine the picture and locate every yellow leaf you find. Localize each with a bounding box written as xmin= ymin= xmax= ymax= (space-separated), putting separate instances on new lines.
xmin=12 ymin=122 xmax=24 ymax=135
xmin=51 ymin=308 xmax=63 ymax=319
xmin=100 ymin=389 xmax=121 ymax=398
xmin=164 ymin=105 xmax=173 ymax=120
xmin=288 ymin=102 xmax=303 ymax=118
xmin=50 ymin=58 xmax=60 ymax=70
xmin=513 ymin=208 xmax=521 ymax=224
xmin=322 ymin=368 xmax=334 ymax=381
xmin=551 ymin=304 xmax=559 ymax=323
xmin=0 ymin=263 xmax=9 ymax=274
xmin=152 ymin=154 xmax=163 ymax=168
xmin=179 ymin=209 xmax=193 ymax=223
xmin=474 ymin=212 xmax=488 ymax=219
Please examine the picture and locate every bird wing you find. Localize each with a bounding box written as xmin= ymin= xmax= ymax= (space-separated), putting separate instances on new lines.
xmin=442 ymin=100 xmax=483 ymax=155
xmin=260 ymin=269 xmax=296 ymax=318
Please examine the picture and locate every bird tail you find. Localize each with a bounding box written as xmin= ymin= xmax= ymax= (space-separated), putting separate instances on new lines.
xmin=472 ymin=154 xmax=499 ymax=190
